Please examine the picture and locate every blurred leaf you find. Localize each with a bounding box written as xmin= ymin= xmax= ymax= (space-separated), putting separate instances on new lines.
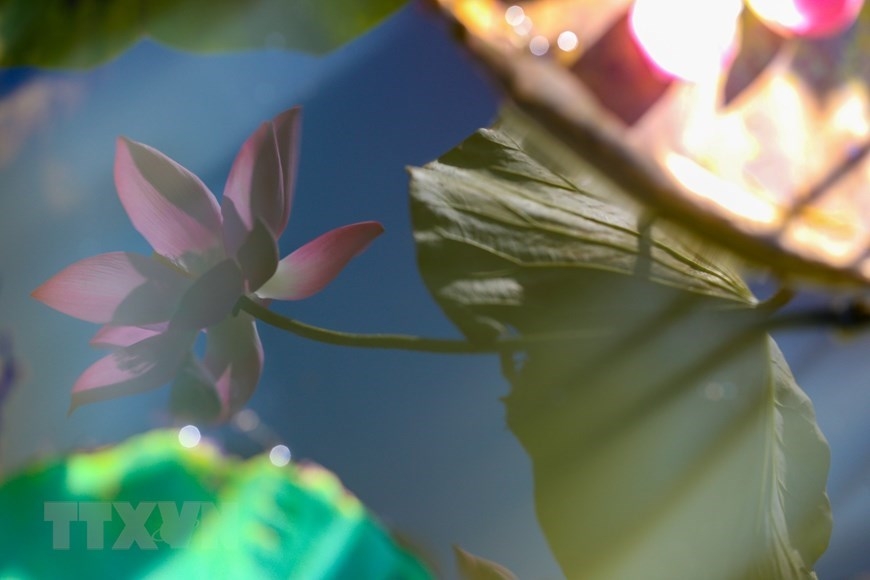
xmin=0 ymin=0 xmax=409 ymax=68
xmin=454 ymin=546 xmax=517 ymax=580
xmin=0 ymin=430 xmax=432 ymax=579
xmin=410 ymin=126 xmax=831 ymax=578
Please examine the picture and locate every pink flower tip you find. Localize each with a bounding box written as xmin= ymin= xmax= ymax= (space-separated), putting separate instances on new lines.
xmin=255 ymin=221 xmax=385 ymax=301
xmin=746 ymin=0 xmax=865 ymax=37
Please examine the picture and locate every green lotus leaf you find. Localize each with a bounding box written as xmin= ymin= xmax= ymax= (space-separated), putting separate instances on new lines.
xmin=0 ymin=430 xmax=432 ymax=579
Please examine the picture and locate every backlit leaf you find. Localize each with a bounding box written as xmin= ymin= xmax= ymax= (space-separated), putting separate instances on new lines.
xmin=410 ymin=125 xmax=831 ymax=578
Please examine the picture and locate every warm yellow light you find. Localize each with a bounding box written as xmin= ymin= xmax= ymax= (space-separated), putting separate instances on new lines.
xmin=783 ymin=212 xmax=863 ymax=264
xmin=451 ymin=0 xmax=499 ymax=34
xmin=664 ymin=153 xmax=781 ymax=226
xmin=630 ymin=0 xmax=743 ymax=82
xmin=831 ymin=89 xmax=870 ymax=139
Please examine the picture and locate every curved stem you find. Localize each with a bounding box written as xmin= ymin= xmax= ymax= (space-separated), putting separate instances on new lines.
xmin=759 ymin=286 xmax=795 ymax=312
xmin=238 ymin=296 xmax=870 ymax=355
xmin=769 ymin=301 xmax=870 ymax=332
xmin=237 ymin=296 xmax=607 ymax=353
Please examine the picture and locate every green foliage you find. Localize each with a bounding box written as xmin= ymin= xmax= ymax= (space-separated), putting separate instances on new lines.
xmin=0 ymin=0 xmax=409 ymax=68
xmin=0 ymin=430 xmax=432 ymax=579
xmin=410 ymin=126 xmax=832 ymax=579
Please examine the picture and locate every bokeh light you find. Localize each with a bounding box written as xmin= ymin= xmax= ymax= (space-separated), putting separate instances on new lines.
xmin=269 ymin=444 xmax=292 ymax=467
xmin=557 ymin=31 xmax=579 ymax=52
xmin=178 ymin=425 xmax=201 ymax=448
xmin=630 ymin=0 xmax=743 ymax=82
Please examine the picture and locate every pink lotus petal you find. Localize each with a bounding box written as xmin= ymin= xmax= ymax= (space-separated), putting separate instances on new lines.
xmin=255 ymin=221 xmax=384 ymax=300
xmin=115 ymin=137 xmax=223 ymax=268
xmin=70 ymin=330 xmax=195 ymax=412
xmin=221 ymin=108 xmax=301 ymax=255
xmin=169 ymin=259 xmax=244 ymax=331
xmin=167 ymin=313 xmax=262 ymax=422
xmin=203 ymin=312 xmax=263 ymax=419
xmin=272 ymin=107 xmax=301 ymax=235
xmin=32 ymin=252 xmax=190 ymax=325
xmin=90 ymin=323 xmax=167 ymax=348
xmin=222 ymin=122 xmax=283 ymax=252
xmin=235 ymin=219 xmax=279 ymax=293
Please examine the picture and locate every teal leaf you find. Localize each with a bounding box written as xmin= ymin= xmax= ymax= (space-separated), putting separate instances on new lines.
xmin=410 ymin=126 xmax=831 ymax=578
xmin=0 ymin=430 xmax=432 ymax=579
xmin=0 ymin=0 xmax=409 ymax=68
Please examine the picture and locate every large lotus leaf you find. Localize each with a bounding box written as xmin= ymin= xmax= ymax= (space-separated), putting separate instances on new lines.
xmin=410 ymin=126 xmax=831 ymax=578
xmin=0 ymin=0 xmax=408 ymax=68
xmin=410 ymin=127 xmax=754 ymax=341
xmin=0 ymin=430 xmax=432 ymax=579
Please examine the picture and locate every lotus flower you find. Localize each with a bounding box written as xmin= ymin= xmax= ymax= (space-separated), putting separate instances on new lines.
xmin=33 ymin=107 xmax=383 ymax=420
